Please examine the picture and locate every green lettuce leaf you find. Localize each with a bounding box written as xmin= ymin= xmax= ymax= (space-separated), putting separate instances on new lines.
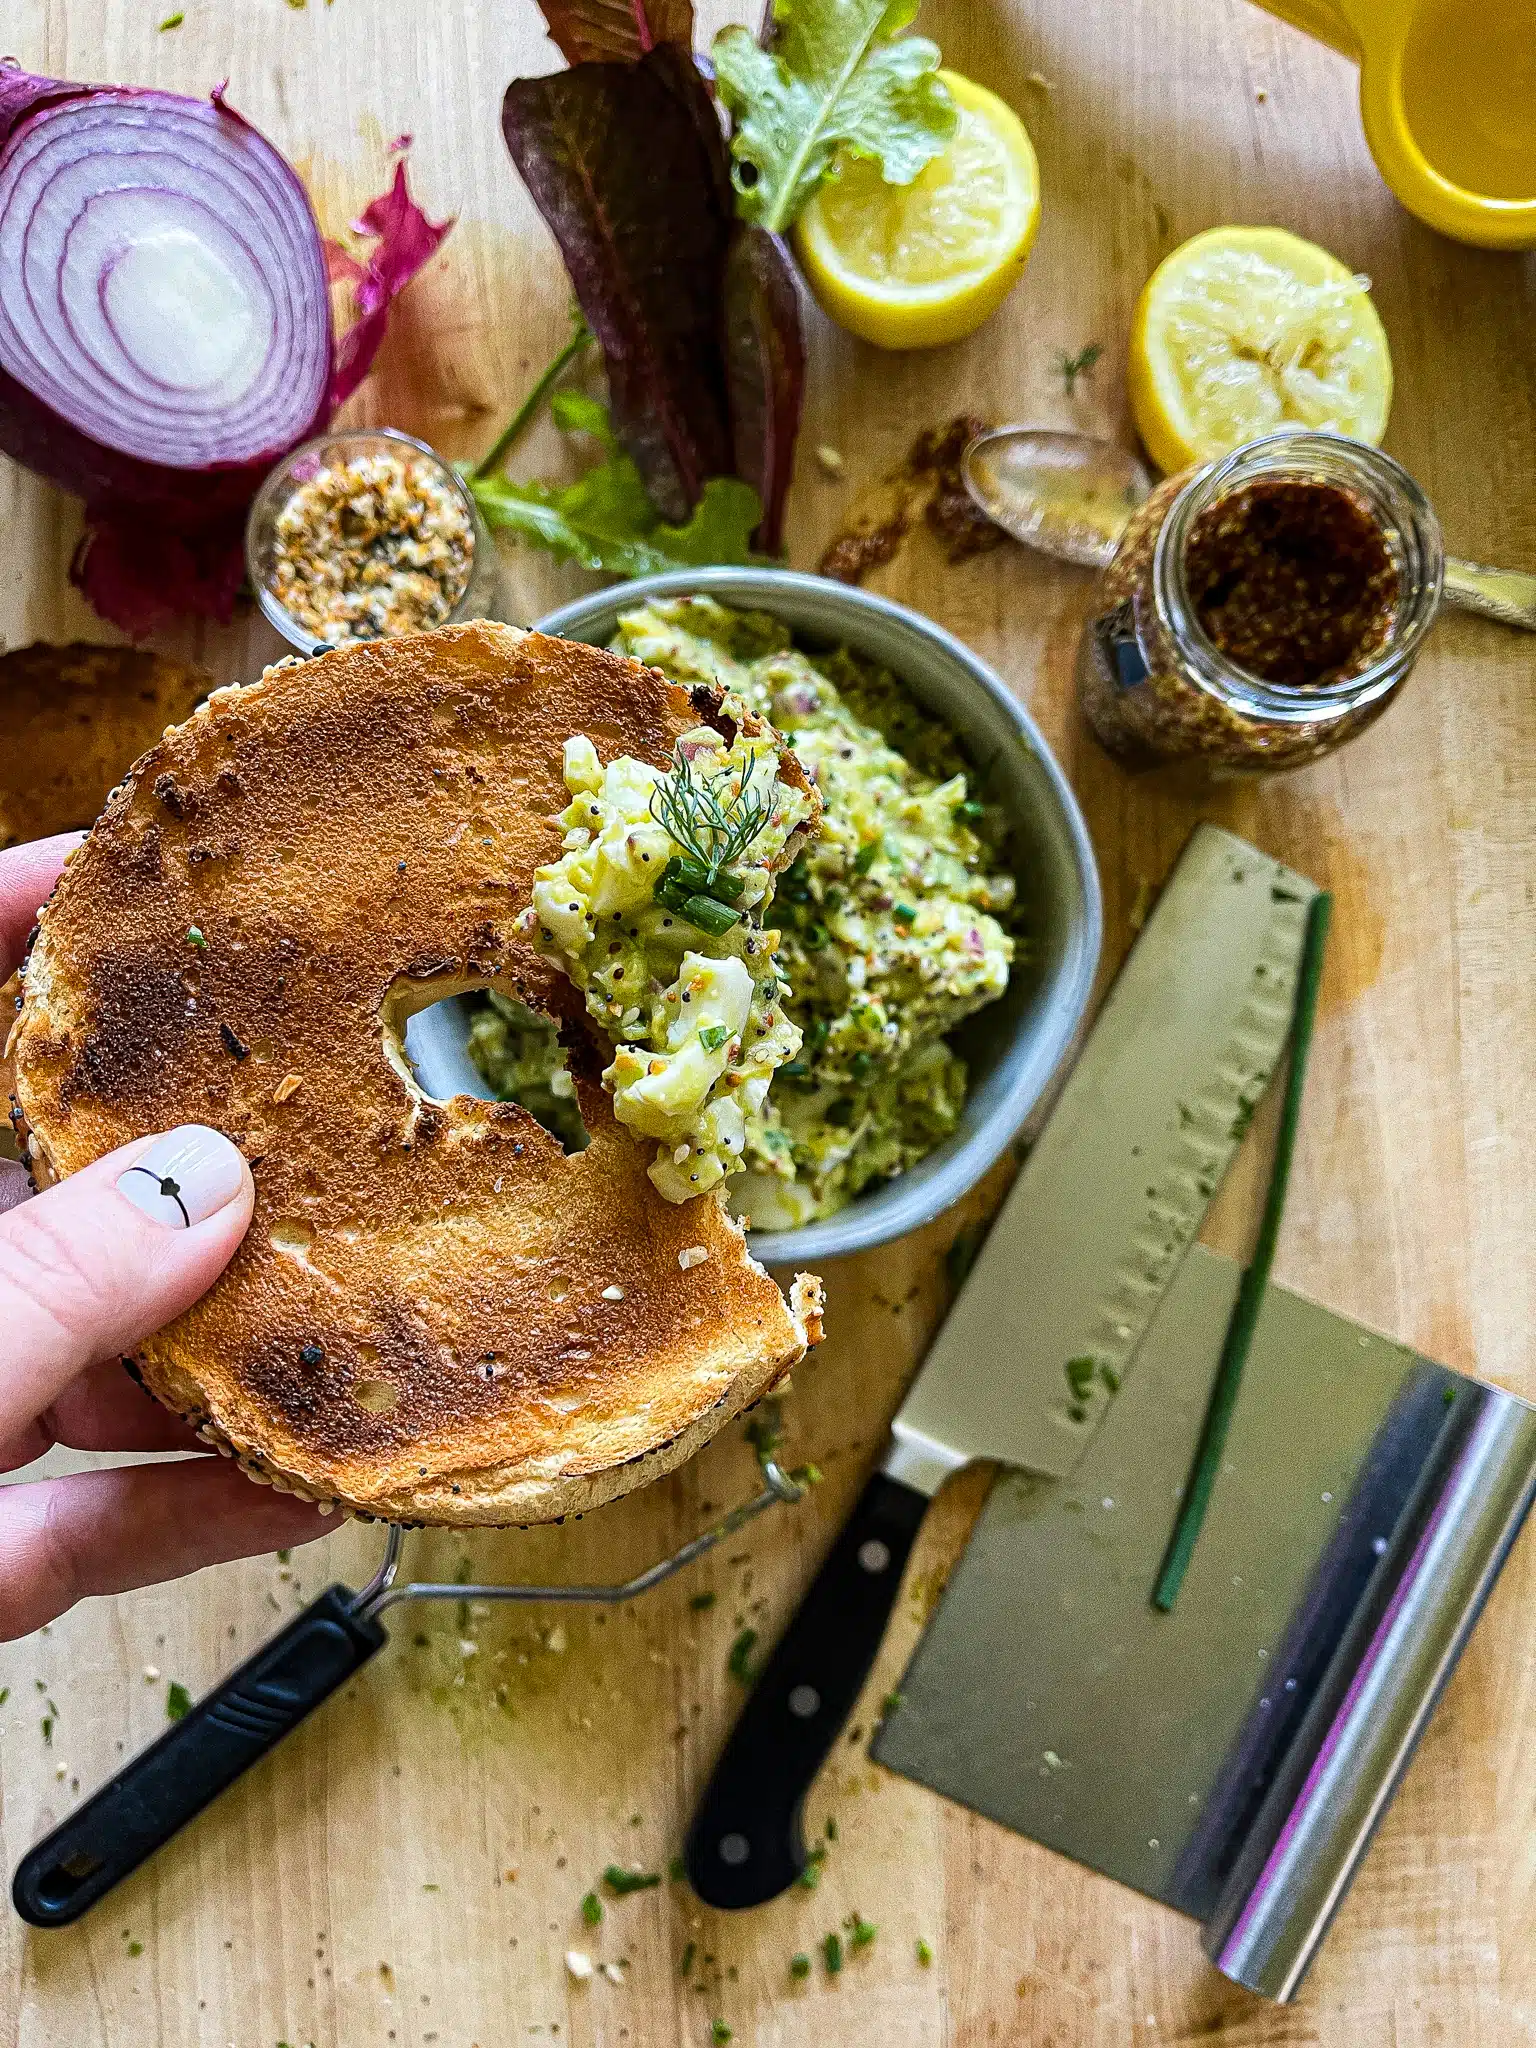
xmin=713 ymin=0 xmax=956 ymax=235
xmin=469 ymin=400 xmax=762 ymax=579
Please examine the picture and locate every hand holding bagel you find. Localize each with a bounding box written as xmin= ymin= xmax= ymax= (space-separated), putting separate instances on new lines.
xmin=0 ymin=834 xmax=326 ymax=1642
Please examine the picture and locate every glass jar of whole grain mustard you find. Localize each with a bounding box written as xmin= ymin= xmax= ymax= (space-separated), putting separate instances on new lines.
xmin=1077 ymin=431 xmax=1445 ymax=772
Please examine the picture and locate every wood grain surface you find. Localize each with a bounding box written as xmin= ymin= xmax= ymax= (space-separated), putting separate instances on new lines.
xmin=2 ymin=2 xmax=1534 ymax=2044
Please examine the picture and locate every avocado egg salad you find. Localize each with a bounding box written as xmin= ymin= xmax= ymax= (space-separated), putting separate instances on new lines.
xmin=473 ymin=595 xmax=1019 ymax=1226
xmin=513 ymin=719 xmax=815 ymax=1202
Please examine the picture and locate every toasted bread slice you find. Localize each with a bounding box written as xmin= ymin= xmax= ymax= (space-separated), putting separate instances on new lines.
xmin=1 ymin=644 xmax=209 ymax=1160
xmin=0 ymin=643 xmax=211 ymax=849
xmin=10 ymin=622 xmax=822 ymax=1524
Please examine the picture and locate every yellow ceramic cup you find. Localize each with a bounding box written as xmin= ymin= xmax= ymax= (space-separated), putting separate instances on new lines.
xmin=1251 ymin=0 xmax=1536 ymax=249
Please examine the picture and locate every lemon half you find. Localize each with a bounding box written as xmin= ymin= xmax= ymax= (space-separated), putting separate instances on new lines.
xmin=793 ymin=71 xmax=1040 ymax=352
xmin=1128 ymin=225 xmax=1393 ymax=474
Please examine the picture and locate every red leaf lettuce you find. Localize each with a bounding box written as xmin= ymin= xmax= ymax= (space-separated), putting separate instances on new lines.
xmin=501 ymin=31 xmax=804 ymax=551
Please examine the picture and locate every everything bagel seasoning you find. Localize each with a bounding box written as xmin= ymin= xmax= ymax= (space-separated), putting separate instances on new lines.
xmin=268 ymin=448 xmax=474 ymax=644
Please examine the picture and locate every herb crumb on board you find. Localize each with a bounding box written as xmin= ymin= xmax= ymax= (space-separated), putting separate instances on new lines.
xmin=1055 ymin=341 xmax=1104 ymax=393
xmin=602 ymin=1863 xmax=661 ymax=1895
xmin=727 ymin=1628 xmax=759 ymax=1685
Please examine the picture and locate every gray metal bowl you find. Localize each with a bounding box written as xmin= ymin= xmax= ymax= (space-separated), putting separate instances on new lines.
xmin=410 ymin=567 xmax=1101 ymax=1266
xmin=544 ymin=567 xmax=1102 ymax=1264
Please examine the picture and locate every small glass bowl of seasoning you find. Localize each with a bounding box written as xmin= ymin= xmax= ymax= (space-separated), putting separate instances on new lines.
xmin=1077 ymin=430 xmax=1444 ymax=772
xmin=246 ymin=427 xmax=499 ymax=656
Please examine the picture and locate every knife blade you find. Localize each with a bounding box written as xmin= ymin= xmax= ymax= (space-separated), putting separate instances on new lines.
xmin=685 ymin=825 xmax=1317 ymax=1908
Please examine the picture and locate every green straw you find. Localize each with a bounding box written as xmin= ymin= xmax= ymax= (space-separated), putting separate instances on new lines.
xmin=473 ymin=319 xmax=592 ymax=481
xmin=1152 ymin=890 xmax=1333 ymax=1614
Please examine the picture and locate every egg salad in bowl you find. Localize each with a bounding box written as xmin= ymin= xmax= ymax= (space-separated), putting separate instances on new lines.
xmin=479 ymin=591 xmax=1024 ymax=1229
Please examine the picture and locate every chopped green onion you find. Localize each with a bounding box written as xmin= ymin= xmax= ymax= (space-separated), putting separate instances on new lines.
xmin=790 ymin=1952 xmax=811 ymax=1979
xmin=660 ymin=853 xmax=744 ymax=901
xmin=580 ymin=1891 xmax=602 ymax=1926
xmin=893 ymin=903 xmax=918 ymax=925
xmin=849 ymin=1914 xmax=877 ymax=1949
xmin=853 ymin=840 xmax=879 ymax=874
xmin=603 ymin=1864 xmax=661 ymax=1895
xmin=698 ymin=1024 xmax=730 ymax=1053
xmin=952 ymin=799 xmax=985 ymax=824
xmin=680 ymin=894 xmax=741 ymax=936
xmin=680 ymin=1940 xmax=696 ymax=1977
xmin=822 ymin=1932 xmax=843 ymax=1975
xmin=916 ymin=1937 xmax=934 ymax=1966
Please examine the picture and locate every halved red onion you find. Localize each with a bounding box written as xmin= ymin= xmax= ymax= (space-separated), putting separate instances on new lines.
xmin=0 ymin=65 xmax=451 ymax=635
xmin=0 ymin=68 xmax=330 ymax=513
xmin=0 ymin=64 xmax=332 ymax=631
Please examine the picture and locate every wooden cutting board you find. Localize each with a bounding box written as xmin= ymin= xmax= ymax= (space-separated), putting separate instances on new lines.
xmin=2 ymin=2 xmax=1533 ymax=2043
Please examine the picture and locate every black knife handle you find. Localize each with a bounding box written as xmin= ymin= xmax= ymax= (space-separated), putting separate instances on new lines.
xmin=685 ymin=1469 xmax=928 ymax=1908
xmin=12 ymin=1586 xmax=386 ymax=1927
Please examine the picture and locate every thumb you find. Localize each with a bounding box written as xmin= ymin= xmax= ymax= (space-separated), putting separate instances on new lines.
xmin=0 ymin=1126 xmax=252 ymax=1446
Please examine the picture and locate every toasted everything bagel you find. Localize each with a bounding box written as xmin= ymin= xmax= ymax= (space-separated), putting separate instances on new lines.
xmin=9 ymin=622 xmax=823 ymax=1525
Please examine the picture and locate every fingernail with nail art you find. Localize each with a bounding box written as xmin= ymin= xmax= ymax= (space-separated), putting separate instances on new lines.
xmin=116 ymin=1126 xmax=248 ymax=1229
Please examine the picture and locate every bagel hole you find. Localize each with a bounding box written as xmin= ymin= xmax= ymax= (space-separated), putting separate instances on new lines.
xmin=353 ymin=1377 xmax=399 ymax=1414
xmin=386 ymin=982 xmax=590 ymax=1155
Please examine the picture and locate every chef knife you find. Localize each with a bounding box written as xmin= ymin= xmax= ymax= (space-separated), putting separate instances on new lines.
xmin=685 ymin=825 xmax=1318 ymax=1908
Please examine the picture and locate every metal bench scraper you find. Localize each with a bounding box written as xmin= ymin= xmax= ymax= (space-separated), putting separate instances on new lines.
xmin=869 ymin=828 xmax=1536 ymax=2000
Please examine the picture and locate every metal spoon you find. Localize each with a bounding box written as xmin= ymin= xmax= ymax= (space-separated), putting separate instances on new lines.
xmin=962 ymin=425 xmax=1536 ymax=632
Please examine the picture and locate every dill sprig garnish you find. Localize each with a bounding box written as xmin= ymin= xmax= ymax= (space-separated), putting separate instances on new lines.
xmin=1054 ymin=340 xmax=1104 ymax=394
xmin=649 ymin=745 xmax=773 ymax=892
